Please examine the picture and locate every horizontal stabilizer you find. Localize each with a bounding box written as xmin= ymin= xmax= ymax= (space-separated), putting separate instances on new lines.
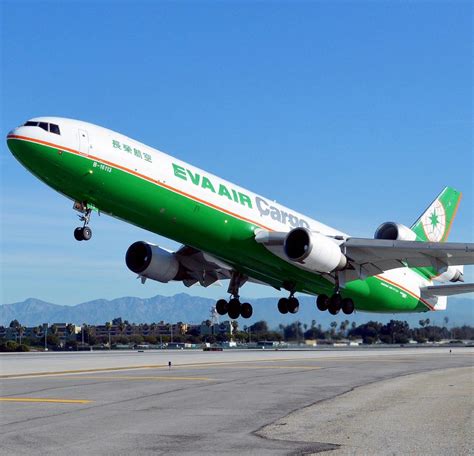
xmin=420 ymin=283 xmax=474 ymax=297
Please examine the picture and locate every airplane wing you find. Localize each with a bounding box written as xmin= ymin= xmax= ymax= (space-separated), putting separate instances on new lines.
xmin=256 ymin=230 xmax=474 ymax=282
xmin=173 ymin=245 xmax=232 ymax=287
xmin=420 ymin=283 xmax=474 ymax=297
xmin=342 ymin=238 xmax=474 ymax=279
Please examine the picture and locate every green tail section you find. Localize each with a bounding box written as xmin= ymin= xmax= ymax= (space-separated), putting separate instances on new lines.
xmin=411 ymin=187 xmax=462 ymax=243
xmin=411 ymin=187 xmax=462 ymax=281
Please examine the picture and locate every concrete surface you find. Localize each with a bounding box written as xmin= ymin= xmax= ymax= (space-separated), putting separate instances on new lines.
xmin=259 ymin=366 xmax=473 ymax=455
xmin=0 ymin=348 xmax=472 ymax=455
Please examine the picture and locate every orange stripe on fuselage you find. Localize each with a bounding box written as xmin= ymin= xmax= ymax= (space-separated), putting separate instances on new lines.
xmin=375 ymin=275 xmax=434 ymax=311
xmin=7 ymin=134 xmax=274 ymax=232
xmin=7 ymin=134 xmax=435 ymax=311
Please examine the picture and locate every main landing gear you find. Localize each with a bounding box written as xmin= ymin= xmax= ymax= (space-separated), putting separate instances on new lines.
xmin=316 ymin=293 xmax=354 ymax=315
xmin=73 ymin=202 xmax=93 ymax=241
xmin=277 ymin=294 xmax=300 ymax=314
xmin=215 ymin=271 xmax=253 ymax=320
xmin=316 ymin=274 xmax=355 ymax=315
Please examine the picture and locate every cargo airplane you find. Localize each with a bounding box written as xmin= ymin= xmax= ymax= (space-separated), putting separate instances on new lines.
xmin=7 ymin=117 xmax=474 ymax=319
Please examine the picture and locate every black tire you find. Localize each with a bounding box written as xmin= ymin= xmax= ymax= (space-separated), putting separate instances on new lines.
xmin=328 ymin=293 xmax=342 ymax=315
xmin=216 ymin=299 xmax=228 ymax=315
xmin=74 ymin=227 xmax=84 ymax=241
xmin=342 ymin=298 xmax=355 ymax=315
xmin=328 ymin=306 xmax=340 ymax=316
xmin=227 ymin=298 xmax=241 ymax=319
xmin=287 ymin=297 xmax=299 ymax=314
xmin=316 ymin=294 xmax=329 ymax=311
xmin=82 ymin=226 xmax=92 ymax=241
xmin=277 ymin=298 xmax=289 ymax=314
xmin=240 ymin=303 xmax=253 ymax=319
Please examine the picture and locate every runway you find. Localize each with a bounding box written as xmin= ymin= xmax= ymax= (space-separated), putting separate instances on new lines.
xmin=1 ymin=348 xmax=472 ymax=455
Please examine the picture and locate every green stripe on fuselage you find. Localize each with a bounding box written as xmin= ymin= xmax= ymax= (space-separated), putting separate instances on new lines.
xmin=7 ymin=137 xmax=429 ymax=313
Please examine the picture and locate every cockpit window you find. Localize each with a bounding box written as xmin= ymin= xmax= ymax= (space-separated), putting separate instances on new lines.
xmin=23 ymin=121 xmax=61 ymax=135
xmin=49 ymin=124 xmax=60 ymax=135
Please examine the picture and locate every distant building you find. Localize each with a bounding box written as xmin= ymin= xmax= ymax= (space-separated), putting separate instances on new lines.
xmin=90 ymin=321 xmax=188 ymax=339
xmin=200 ymin=321 xmax=232 ymax=336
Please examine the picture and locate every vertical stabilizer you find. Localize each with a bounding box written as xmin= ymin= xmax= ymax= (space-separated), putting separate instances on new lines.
xmin=411 ymin=187 xmax=462 ymax=242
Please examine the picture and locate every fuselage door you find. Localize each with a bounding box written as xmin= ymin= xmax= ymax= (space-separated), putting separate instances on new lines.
xmin=78 ymin=129 xmax=89 ymax=155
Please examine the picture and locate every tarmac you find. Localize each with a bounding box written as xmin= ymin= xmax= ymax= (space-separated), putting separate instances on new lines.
xmin=0 ymin=347 xmax=472 ymax=455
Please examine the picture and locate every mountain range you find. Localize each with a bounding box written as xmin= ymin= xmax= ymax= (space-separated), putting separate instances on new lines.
xmin=1 ymin=293 xmax=472 ymax=329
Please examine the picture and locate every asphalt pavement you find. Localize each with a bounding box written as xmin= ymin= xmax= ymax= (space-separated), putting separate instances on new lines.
xmin=0 ymin=347 xmax=472 ymax=455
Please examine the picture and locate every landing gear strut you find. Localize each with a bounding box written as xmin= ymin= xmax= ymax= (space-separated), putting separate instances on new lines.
xmin=73 ymin=202 xmax=93 ymax=241
xmin=215 ymin=271 xmax=253 ymax=319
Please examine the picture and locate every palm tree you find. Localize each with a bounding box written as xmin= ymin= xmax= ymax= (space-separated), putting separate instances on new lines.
xmin=18 ymin=325 xmax=26 ymax=345
xmin=105 ymin=322 xmax=112 ymax=349
xmin=443 ymin=316 xmax=450 ymax=339
xmin=81 ymin=323 xmax=88 ymax=347
xmin=231 ymin=320 xmax=239 ymax=333
xmin=118 ymin=321 xmax=126 ymax=335
xmin=66 ymin=323 xmax=75 ymax=337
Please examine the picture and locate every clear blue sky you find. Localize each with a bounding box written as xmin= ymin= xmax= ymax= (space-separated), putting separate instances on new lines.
xmin=1 ymin=1 xmax=472 ymax=305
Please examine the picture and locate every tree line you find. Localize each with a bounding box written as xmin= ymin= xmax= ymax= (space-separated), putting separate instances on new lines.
xmin=1 ymin=317 xmax=473 ymax=352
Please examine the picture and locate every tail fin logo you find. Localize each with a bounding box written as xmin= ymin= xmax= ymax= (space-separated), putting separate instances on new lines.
xmin=421 ymin=199 xmax=446 ymax=242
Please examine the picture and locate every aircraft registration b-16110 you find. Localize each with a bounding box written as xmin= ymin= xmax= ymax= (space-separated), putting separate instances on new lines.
xmin=7 ymin=117 xmax=474 ymax=319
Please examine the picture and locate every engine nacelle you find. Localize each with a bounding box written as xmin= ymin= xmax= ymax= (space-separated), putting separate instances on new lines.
xmin=125 ymin=241 xmax=180 ymax=283
xmin=374 ymin=222 xmax=417 ymax=241
xmin=433 ymin=265 xmax=464 ymax=283
xmin=284 ymin=228 xmax=347 ymax=273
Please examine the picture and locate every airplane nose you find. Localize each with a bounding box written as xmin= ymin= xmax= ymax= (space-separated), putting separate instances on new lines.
xmin=6 ymin=126 xmax=37 ymax=166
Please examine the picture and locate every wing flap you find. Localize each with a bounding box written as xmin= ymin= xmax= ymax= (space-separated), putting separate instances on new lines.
xmin=420 ymin=283 xmax=474 ymax=297
xmin=174 ymin=245 xmax=232 ymax=288
xmin=343 ymin=239 xmax=474 ymax=274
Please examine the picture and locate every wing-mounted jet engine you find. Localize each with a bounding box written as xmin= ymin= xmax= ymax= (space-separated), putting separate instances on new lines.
xmin=125 ymin=241 xmax=181 ymax=283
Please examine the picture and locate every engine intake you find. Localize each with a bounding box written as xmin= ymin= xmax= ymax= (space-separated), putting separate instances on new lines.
xmin=125 ymin=241 xmax=180 ymax=283
xmin=374 ymin=222 xmax=417 ymax=241
xmin=284 ymin=228 xmax=347 ymax=273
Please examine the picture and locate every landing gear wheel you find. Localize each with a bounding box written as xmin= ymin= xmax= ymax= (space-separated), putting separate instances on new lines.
xmin=227 ymin=298 xmax=241 ymax=319
xmin=240 ymin=303 xmax=253 ymax=319
xmin=287 ymin=297 xmax=299 ymax=314
xmin=82 ymin=226 xmax=92 ymax=241
xmin=342 ymin=298 xmax=355 ymax=315
xmin=216 ymin=299 xmax=228 ymax=316
xmin=74 ymin=227 xmax=84 ymax=241
xmin=278 ymin=298 xmax=289 ymax=314
xmin=328 ymin=294 xmax=342 ymax=315
xmin=316 ymin=294 xmax=329 ymax=311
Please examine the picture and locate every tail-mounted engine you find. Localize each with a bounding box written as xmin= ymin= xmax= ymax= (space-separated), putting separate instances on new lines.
xmin=125 ymin=241 xmax=180 ymax=283
xmin=374 ymin=222 xmax=417 ymax=241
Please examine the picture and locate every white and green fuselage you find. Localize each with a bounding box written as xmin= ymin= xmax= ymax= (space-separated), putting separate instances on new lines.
xmin=7 ymin=117 xmax=454 ymax=313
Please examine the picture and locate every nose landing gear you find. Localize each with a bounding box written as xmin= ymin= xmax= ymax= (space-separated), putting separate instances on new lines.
xmin=73 ymin=202 xmax=93 ymax=241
